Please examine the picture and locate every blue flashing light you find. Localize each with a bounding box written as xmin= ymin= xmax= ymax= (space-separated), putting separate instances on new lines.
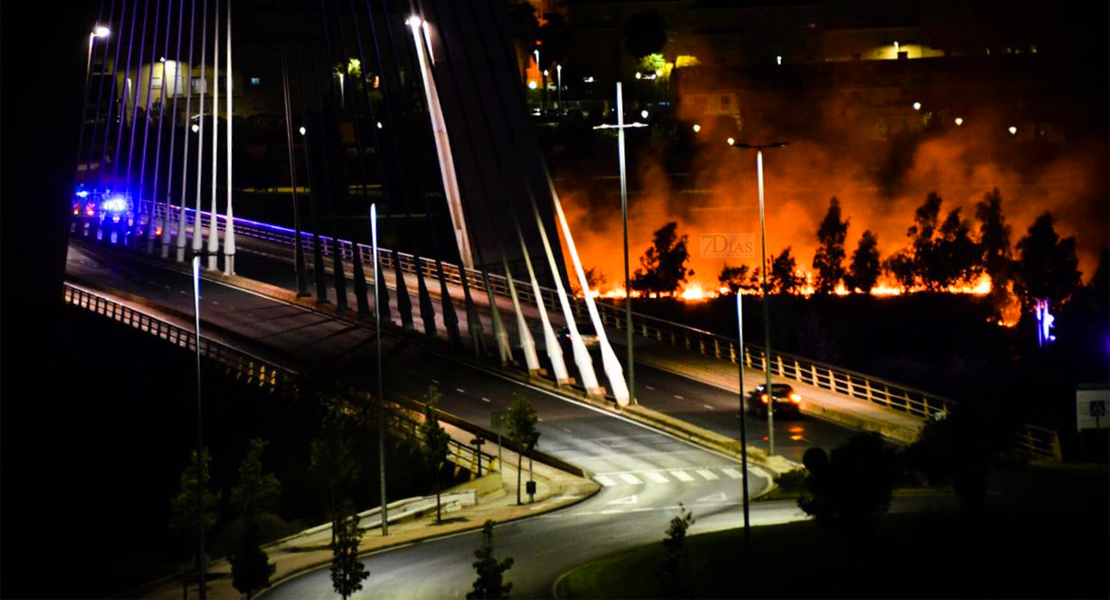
xmin=101 ymin=195 xmax=131 ymax=213
xmin=76 ymin=190 xmax=90 ymax=198
xmin=1035 ymin=299 xmax=1056 ymax=347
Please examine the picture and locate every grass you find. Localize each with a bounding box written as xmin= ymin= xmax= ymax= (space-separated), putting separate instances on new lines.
xmin=562 ymin=505 xmax=1108 ymax=599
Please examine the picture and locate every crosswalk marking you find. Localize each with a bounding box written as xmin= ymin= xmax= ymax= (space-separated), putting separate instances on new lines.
xmin=645 ymin=472 xmax=670 ymax=483
xmin=721 ymin=468 xmax=744 ymax=479
xmin=696 ymin=469 xmax=720 ymax=481
xmin=618 ymin=473 xmax=643 ymax=485
xmin=671 ymin=470 xmax=695 ymax=482
xmin=594 ymin=475 xmax=618 ymax=487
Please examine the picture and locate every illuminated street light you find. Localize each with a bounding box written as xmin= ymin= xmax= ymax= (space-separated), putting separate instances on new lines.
xmin=1009 ymin=126 xmax=1018 ymax=135
xmin=528 ymin=81 xmax=537 ymax=90
xmin=191 ymin=123 xmax=200 ymax=133
xmin=556 ymin=64 xmax=562 ymax=107
xmin=655 ymin=68 xmax=663 ymax=76
xmin=299 ymin=126 xmax=306 ymax=135
xmin=635 ymin=72 xmax=642 ymax=80
xmin=640 ymin=109 xmax=649 ymax=119
xmin=406 ymin=15 xmax=423 ymax=28
xmin=692 ymin=124 xmax=701 ymax=133
xmin=94 ymin=25 xmax=111 ymax=38
xmin=776 ymin=55 xmax=782 ymax=65
xmin=954 ymin=117 xmax=964 ymax=126
xmin=728 ymin=140 xmax=790 ymax=457
xmin=727 ymin=137 xmax=735 ymax=146
xmin=913 ymin=102 xmax=922 ymax=110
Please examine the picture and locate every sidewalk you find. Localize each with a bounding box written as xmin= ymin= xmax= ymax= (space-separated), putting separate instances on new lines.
xmin=136 ymin=430 xmax=598 ymax=599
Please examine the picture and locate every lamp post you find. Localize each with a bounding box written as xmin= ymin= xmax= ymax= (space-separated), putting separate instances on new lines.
xmin=189 ymin=250 xmax=217 ymax=599
xmin=77 ymin=26 xmax=111 ymax=182
xmin=736 ymin=293 xmax=751 ymax=545
xmin=728 ymin=139 xmax=788 ymax=456
xmin=371 ymin=203 xmax=388 ymax=536
xmin=556 ymin=64 xmax=562 ymax=108
xmin=594 ymin=83 xmax=647 ymax=406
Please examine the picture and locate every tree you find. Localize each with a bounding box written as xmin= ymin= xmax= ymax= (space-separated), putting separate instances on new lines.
xmin=1013 ymin=211 xmax=1081 ymax=308
xmin=420 ymin=385 xmax=451 ymax=523
xmin=330 ymin=500 xmax=369 ymax=600
xmin=905 ymin=399 xmax=1018 ymax=516
xmin=168 ymin=448 xmax=221 ymax=596
xmin=632 ymin=222 xmax=692 ymax=296
xmin=660 ymin=503 xmax=699 ymax=599
xmin=845 ymin=230 xmax=881 ymax=293
xmin=798 ymin=432 xmax=900 ymax=535
xmin=228 ymin=439 xmax=281 ymax=599
xmin=886 ymin=192 xmax=943 ymax=291
xmin=506 ymin=394 xmax=540 ymax=505
xmin=976 ymin=188 xmax=1013 ymax=309
xmin=768 ymin=247 xmax=804 ymax=295
xmin=812 ymin=197 xmax=850 ymax=294
xmin=506 ymin=1 xmax=539 ymax=83
xmin=310 ymin=400 xmax=362 ymax=545
xmin=538 ymin=13 xmax=570 ymax=71
xmin=467 ymin=520 xmax=514 ymax=600
xmin=883 ymin=248 xmax=916 ymax=292
xmin=718 ymin=263 xmax=756 ymax=294
xmin=623 ymin=12 xmax=667 ymax=59
xmin=933 ymin=207 xmax=983 ymax=289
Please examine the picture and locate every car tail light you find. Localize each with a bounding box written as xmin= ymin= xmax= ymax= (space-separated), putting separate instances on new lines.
xmin=790 ymin=393 xmax=801 ymax=403
xmin=761 ymin=393 xmax=769 ymax=404
xmin=155 ymin=226 xmax=163 ymax=237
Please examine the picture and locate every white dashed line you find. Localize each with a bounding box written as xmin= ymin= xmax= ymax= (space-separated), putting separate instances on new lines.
xmin=431 ymin=379 xmax=439 ymax=384
xmin=674 ymin=395 xmax=685 ymax=400
xmin=670 ymin=470 xmax=695 ymax=482
xmin=480 ymin=397 xmax=491 ymax=403
xmin=600 ymin=509 xmax=623 ymax=514
xmin=722 ymin=468 xmax=744 ymax=479
xmin=696 ymin=469 xmax=720 ymax=481
xmin=645 ymin=386 xmax=655 ymax=391
xmin=455 ymin=388 xmax=466 ymax=394
xmin=618 ymin=473 xmax=643 ymax=485
xmin=704 ymin=404 xmax=715 ymax=410
xmin=645 ymin=472 xmax=670 ymax=483
xmin=594 ymin=475 xmax=618 ymax=487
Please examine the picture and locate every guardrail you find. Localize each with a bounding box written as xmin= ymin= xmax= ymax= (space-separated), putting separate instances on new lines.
xmin=63 ymin=281 xmax=501 ymax=473
xmin=135 ymin=203 xmax=1063 ymax=461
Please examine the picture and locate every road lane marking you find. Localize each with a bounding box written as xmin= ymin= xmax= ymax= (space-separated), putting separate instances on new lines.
xmin=696 ymin=469 xmax=720 ymax=481
xmin=456 ymin=388 xmax=466 ymax=394
xmin=594 ymin=475 xmax=618 ymax=487
xmin=704 ymin=404 xmax=715 ymax=410
xmin=644 ymin=472 xmax=670 ymax=483
xmin=431 ymin=379 xmax=439 ymax=384
xmin=480 ymin=397 xmax=491 ymax=403
xmin=674 ymin=395 xmax=685 ymax=400
xmin=600 ymin=509 xmax=623 ymax=514
xmin=608 ymin=495 xmax=637 ymax=505
xmin=722 ymin=468 xmax=744 ymax=479
xmin=670 ymin=470 xmax=694 ymax=482
xmin=618 ymin=473 xmax=643 ymax=485
xmin=645 ymin=385 xmax=655 ymax=391
xmin=695 ymin=492 xmax=727 ymax=503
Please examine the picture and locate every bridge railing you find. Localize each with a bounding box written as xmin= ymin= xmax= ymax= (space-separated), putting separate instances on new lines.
xmin=141 ymin=203 xmax=1061 ymax=461
xmin=63 ymin=281 xmax=497 ymax=474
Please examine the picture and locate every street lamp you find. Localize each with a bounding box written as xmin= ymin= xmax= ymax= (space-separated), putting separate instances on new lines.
xmin=728 ymin=139 xmax=789 ymax=456
xmin=593 ymin=83 xmax=647 ymax=406
xmin=371 ymin=203 xmax=388 ymax=536
xmin=556 ymin=64 xmax=562 ymax=108
xmin=736 ymin=293 xmax=751 ymax=545
xmin=189 ymin=250 xmax=217 ymax=599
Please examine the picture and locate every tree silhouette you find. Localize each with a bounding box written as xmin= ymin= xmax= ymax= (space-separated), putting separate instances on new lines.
xmin=538 ymin=13 xmax=570 ymax=71
xmin=168 ymin=448 xmax=221 ymax=597
xmin=933 ymin=207 xmax=982 ymax=289
xmin=310 ymin=400 xmax=362 ymax=547
xmin=506 ymin=1 xmax=539 ymax=83
xmin=506 ymin=394 xmax=540 ymax=505
xmin=467 ymin=520 xmax=514 ymax=600
xmin=228 ymin=439 xmax=280 ymax=599
xmin=1014 ymin=211 xmax=1081 ymax=308
xmin=660 ymin=503 xmax=700 ymax=599
xmin=812 ymin=197 xmax=850 ymax=294
xmin=632 ymin=221 xmax=692 ymax=296
xmin=718 ymin=263 xmax=756 ymax=293
xmin=798 ymin=433 xmax=900 ymax=535
xmin=769 ymin=247 xmax=804 ymax=294
xmin=976 ymin=187 xmax=1013 ymax=308
xmin=623 ymin=12 xmax=667 ymax=59
xmin=845 ymin=230 xmax=881 ymax=293
xmin=329 ymin=500 xmax=368 ymax=600
xmin=419 ymin=385 xmax=451 ymax=523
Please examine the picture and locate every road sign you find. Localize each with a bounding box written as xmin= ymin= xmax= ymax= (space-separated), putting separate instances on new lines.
xmin=1076 ymin=387 xmax=1110 ymax=431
